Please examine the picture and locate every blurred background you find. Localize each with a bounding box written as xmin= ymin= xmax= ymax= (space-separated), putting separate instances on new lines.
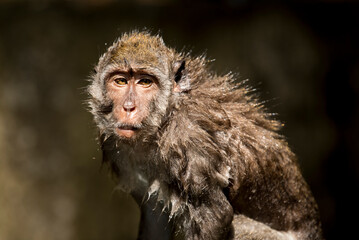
xmin=0 ymin=0 xmax=358 ymax=239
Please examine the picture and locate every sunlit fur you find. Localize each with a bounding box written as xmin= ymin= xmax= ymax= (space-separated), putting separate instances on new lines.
xmin=88 ymin=31 xmax=323 ymax=240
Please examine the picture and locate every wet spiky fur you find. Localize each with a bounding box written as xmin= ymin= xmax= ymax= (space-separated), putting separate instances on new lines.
xmin=88 ymin=31 xmax=323 ymax=240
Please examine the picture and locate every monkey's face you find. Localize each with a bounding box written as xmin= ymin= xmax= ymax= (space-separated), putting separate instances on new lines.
xmin=89 ymin=32 xmax=189 ymax=142
xmin=105 ymin=70 xmax=160 ymax=139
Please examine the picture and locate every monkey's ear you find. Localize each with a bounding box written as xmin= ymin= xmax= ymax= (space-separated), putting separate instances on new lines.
xmin=173 ymin=60 xmax=191 ymax=93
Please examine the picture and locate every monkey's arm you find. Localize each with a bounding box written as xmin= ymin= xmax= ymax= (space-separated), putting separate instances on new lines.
xmin=132 ymin=192 xmax=172 ymax=240
xmin=178 ymin=186 xmax=295 ymax=240
xmin=176 ymin=188 xmax=234 ymax=240
xmin=102 ymin=143 xmax=172 ymax=240
xmin=169 ymin=148 xmax=234 ymax=239
xmin=170 ymin=150 xmax=294 ymax=240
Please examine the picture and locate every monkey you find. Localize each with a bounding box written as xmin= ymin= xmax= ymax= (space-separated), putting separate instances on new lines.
xmin=88 ymin=31 xmax=323 ymax=240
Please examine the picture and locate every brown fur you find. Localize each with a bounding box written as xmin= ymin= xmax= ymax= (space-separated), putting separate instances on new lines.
xmin=88 ymin=31 xmax=323 ymax=240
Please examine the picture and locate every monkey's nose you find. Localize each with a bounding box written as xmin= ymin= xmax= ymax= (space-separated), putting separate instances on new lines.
xmin=123 ymin=102 xmax=136 ymax=112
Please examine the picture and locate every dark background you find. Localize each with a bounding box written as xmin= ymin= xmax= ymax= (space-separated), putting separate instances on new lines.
xmin=0 ymin=0 xmax=358 ymax=239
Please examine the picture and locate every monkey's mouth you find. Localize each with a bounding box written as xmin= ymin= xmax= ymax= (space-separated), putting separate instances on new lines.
xmin=118 ymin=125 xmax=139 ymax=130
xmin=115 ymin=123 xmax=142 ymax=138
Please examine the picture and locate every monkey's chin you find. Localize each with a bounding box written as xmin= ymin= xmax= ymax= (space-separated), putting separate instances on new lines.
xmin=116 ymin=128 xmax=137 ymax=138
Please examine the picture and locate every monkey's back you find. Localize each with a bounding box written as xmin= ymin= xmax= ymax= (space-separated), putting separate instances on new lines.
xmin=159 ymin=72 xmax=322 ymax=239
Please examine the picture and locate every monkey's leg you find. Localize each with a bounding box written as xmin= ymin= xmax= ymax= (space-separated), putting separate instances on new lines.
xmin=231 ymin=214 xmax=296 ymax=240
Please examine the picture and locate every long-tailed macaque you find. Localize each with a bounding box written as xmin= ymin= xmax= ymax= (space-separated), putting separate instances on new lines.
xmin=88 ymin=31 xmax=323 ymax=240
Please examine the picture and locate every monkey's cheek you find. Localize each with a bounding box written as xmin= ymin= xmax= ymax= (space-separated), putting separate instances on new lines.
xmin=115 ymin=128 xmax=137 ymax=138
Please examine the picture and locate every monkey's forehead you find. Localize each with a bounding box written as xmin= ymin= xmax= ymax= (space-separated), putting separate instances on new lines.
xmin=111 ymin=45 xmax=173 ymax=66
xmin=111 ymin=48 xmax=160 ymax=66
xmin=96 ymin=32 xmax=183 ymax=80
xmin=104 ymin=48 xmax=174 ymax=78
xmin=108 ymin=33 xmax=174 ymax=67
xmin=105 ymin=55 xmax=170 ymax=77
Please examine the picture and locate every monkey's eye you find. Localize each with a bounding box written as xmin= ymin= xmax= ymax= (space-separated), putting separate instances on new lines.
xmin=137 ymin=78 xmax=153 ymax=87
xmin=114 ymin=78 xmax=128 ymax=85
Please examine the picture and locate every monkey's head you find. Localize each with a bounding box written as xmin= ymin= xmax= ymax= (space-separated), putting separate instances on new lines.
xmin=88 ymin=31 xmax=192 ymax=142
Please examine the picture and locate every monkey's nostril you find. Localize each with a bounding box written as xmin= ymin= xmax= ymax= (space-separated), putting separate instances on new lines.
xmin=123 ymin=103 xmax=136 ymax=112
xmin=124 ymin=106 xmax=135 ymax=112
